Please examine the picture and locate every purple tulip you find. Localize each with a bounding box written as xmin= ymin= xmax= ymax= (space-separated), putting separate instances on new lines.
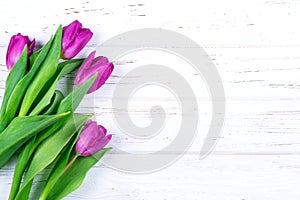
xmin=61 ymin=20 xmax=93 ymax=59
xmin=6 ymin=33 xmax=35 ymax=70
xmin=75 ymin=51 xmax=114 ymax=93
xmin=75 ymin=119 xmax=112 ymax=156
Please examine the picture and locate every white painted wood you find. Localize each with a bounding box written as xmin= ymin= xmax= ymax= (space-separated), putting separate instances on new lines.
xmin=1 ymin=0 xmax=300 ymax=199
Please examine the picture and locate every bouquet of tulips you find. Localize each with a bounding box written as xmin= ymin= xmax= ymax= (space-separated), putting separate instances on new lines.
xmin=0 ymin=20 xmax=114 ymax=200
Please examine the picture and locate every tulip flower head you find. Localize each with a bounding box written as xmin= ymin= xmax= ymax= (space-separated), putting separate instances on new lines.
xmin=75 ymin=51 xmax=114 ymax=93
xmin=6 ymin=33 xmax=35 ymax=70
xmin=75 ymin=119 xmax=112 ymax=156
xmin=61 ymin=20 xmax=93 ymax=59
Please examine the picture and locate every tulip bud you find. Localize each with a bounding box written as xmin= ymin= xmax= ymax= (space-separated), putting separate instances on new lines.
xmin=75 ymin=119 xmax=112 ymax=156
xmin=75 ymin=51 xmax=114 ymax=93
xmin=6 ymin=33 xmax=35 ymax=70
xmin=61 ymin=20 xmax=93 ymax=59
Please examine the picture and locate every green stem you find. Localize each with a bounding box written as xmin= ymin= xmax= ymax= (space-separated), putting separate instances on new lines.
xmin=9 ymin=100 xmax=64 ymax=199
xmin=39 ymin=154 xmax=79 ymax=200
xmin=8 ymin=137 xmax=36 ymax=200
xmin=61 ymin=154 xmax=79 ymax=175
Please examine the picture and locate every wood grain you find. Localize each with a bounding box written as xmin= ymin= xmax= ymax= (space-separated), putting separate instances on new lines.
xmin=1 ymin=0 xmax=300 ymax=199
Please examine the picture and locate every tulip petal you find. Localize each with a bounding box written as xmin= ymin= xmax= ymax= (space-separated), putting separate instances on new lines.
xmin=87 ymin=134 xmax=112 ymax=155
xmin=6 ymin=33 xmax=35 ymax=70
xmin=75 ymin=119 xmax=112 ymax=156
xmin=75 ymin=120 xmax=98 ymax=150
xmin=28 ymin=39 xmax=36 ymax=55
xmin=62 ymin=27 xmax=93 ymax=59
xmin=62 ymin=20 xmax=82 ymax=50
xmin=88 ymin=62 xmax=114 ymax=93
xmin=98 ymin=125 xmax=107 ymax=137
xmin=6 ymin=35 xmax=26 ymax=69
xmin=92 ymin=56 xmax=109 ymax=65
xmin=75 ymin=51 xmax=96 ymax=85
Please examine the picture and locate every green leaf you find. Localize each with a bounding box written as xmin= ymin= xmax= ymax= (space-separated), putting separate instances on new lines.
xmin=0 ymin=36 xmax=54 ymax=132
xmin=8 ymin=90 xmax=64 ymax=200
xmin=0 ymin=112 xmax=69 ymax=168
xmin=0 ymin=46 xmax=28 ymax=124
xmin=9 ymin=59 xmax=93 ymax=200
xmin=29 ymin=59 xmax=83 ymax=116
xmin=57 ymin=74 xmax=97 ymax=114
xmin=41 ymin=90 xmax=64 ymax=115
xmin=15 ymin=134 xmax=79 ymax=200
xmin=39 ymin=126 xmax=82 ymax=199
xmin=8 ymin=136 xmax=36 ymax=200
xmin=15 ymin=114 xmax=90 ymax=200
xmin=45 ymin=148 xmax=111 ymax=200
xmin=17 ymin=182 xmax=32 ymax=200
xmin=57 ymin=59 xmax=84 ymax=77
xmin=19 ymin=25 xmax=62 ymax=116
xmin=31 ymin=73 xmax=96 ymax=145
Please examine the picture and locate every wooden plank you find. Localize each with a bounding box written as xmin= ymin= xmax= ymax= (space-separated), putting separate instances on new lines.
xmin=0 ymin=0 xmax=300 ymax=199
xmin=1 ymin=155 xmax=300 ymax=199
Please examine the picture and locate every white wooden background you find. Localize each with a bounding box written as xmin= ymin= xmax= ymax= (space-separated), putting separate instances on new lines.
xmin=1 ymin=0 xmax=300 ymax=199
